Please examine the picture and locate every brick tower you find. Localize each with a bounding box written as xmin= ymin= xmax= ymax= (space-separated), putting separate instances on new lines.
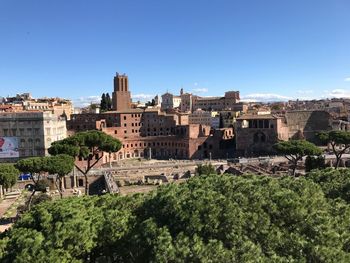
xmin=112 ymin=72 xmax=131 ymax=111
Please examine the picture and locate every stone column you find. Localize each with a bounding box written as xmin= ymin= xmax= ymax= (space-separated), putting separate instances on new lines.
xmin=73 ymin=167 xmax=77 ymax=188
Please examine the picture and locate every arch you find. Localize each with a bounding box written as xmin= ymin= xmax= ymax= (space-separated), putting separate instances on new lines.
xmin=253 ymin=131 xmax=267 ymax=143
xmin=25 ymin=184 xmax=35 ymax=191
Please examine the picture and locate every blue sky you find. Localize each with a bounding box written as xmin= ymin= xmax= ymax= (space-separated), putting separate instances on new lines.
xmin=1 ymin=0 xmax=350 ymax=106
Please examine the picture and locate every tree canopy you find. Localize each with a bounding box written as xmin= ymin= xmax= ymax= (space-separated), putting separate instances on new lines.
xmin=16 ymin=157 xmax=48 ymax=175
xmin=0 ymin=164 xmax=19 ymax=191
xmin=196 ymin=163 xmax=216 ymax=176
xmin=46 ymin=154 xmax=75 ymax=198
xmin=16 ymin=155 xmax=74 ymax=203
xmin=16 ymin=156 xmax=51 ymax=209
xmin=318 ymin=130 xmax=350 ymax=168
xmin=145 ymin=99 xmax=156 ymax=107
xmin=100 ymin=93 xmax=112 ymax=111
xmin=2 ymin=171 xmax=350 ymax=262
xmin=306 ymin=168 xmax=350 ymax=202
xmin=48 ymin=130 xmax=122 ymax=194
xmin=274 ymin=140 xmax=322 ymax=175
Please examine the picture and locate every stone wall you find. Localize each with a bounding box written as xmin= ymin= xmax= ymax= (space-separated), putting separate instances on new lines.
xmin=285 ymin=111 xmax=332 ymax=142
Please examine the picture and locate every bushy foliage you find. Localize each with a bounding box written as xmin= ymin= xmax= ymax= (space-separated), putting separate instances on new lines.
xmin=0 ymin=163 xmax=19 ymax=190
xmin=2 ymin=171 xmax=350 ymax=262
xmin=306 ymin=168 xmax=350 ymax=203
xmin=196 ymin=163 xmax=216 ymax=176
xmin=35 ymin=179 xmax=50 ymax=192
xmin=305 ymin=155 xmax=326 ymax=172
xmin=274 ymin=140 xmax=322 ymax=175
xmin=32 ymin=193 xmax=52 ymax=206
xmin=317 ymin=131 xmax=350 ymax=168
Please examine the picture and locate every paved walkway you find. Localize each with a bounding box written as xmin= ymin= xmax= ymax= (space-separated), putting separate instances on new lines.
xmin=0 ymin=192 xmax=20 ymax=218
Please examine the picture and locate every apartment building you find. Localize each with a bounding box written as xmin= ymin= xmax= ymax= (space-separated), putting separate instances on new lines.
xmin=0 ymin=111 xmax=67 ymax=159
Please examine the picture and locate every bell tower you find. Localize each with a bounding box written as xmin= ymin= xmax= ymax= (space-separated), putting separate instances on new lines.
xmin=112 ymin=72 xmax=131 ymax=111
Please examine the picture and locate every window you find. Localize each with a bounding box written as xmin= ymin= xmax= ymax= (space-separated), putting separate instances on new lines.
xmin=78 ymin=179 xmax=84 ymax=187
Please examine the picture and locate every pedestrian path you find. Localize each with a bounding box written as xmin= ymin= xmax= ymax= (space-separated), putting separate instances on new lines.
xmin=0 ymin=191 xmax=21 ymax=218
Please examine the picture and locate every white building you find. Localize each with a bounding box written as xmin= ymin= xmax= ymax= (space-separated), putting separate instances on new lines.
xmin=0 ymin=111 xmax=67 ymax=158
xmin=161 ymin=92 xmax=181 ymax=110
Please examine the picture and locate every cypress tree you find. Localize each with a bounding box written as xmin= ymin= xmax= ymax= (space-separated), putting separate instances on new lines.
xmin=106 ymin=93 xmax=112 ymax=110
xmin=100 ymin=93 xmax=107 ymax=111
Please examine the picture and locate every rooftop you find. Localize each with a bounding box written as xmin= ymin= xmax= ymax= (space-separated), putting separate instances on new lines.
xmin=237 ymin=114 xmax=279 ymax=120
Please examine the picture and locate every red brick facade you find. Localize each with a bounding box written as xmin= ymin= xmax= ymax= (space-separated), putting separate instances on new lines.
xmin=67 ymin=73 xmax=235 ymax=164
xmin=112 ymin=73 xmax=131 ymax=111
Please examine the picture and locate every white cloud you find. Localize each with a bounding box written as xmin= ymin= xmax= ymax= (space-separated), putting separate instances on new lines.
xmin=344 ymin=77 xmax=350 ymax=82
xmin=326 ymin=89 xmax=350 ymax=98
xmin=240 ymin=98 xmax=257 ymax=103
xmin=131 ymin=93 xmax=154 ymax=101
xmin=192 ymin=88 xmax=208 ymax=93
xmin=73 ymin=95 xmax=100 ymax=107
xmin=241 ymin=93 xmax=292 ymax=102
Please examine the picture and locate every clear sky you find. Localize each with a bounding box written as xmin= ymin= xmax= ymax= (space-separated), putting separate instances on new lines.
xmin=1 ymin=0 xmax=350 ymax=106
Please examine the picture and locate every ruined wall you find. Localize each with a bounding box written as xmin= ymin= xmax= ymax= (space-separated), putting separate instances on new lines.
xmin=285 ymin=111 xmax=332 ymax=142
xmin=235 ymin=118 xmax=281 ymax=156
